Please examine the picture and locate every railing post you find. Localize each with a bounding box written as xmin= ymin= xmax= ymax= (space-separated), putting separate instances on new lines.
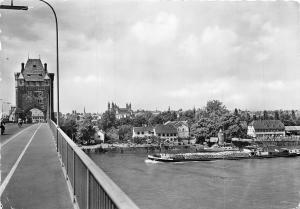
xmin=66 ymin=143 xmax=69 ymax=180
xmin=73 ymin=148 xmax=76 ymax=203
xmin=86 ymin=169 xmax=89 ymax=209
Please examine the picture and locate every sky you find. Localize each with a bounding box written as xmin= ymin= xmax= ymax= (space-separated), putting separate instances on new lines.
xmin=1 ymin=0 xmax=300 ymax=113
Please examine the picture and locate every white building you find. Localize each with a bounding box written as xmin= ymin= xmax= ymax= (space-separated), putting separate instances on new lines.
xmin=30 ymin=108 xmax=44 ymax=123
xmin=247 ymin=120 xmax=285 ymax=138
xmin=95 ymin=130 xmax=105 ymax=143
xmin=132 ymin=126 xmax=154 ymax=138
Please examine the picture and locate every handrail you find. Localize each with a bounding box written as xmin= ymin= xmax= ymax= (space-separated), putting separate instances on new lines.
xmin=49 ymin=120 xmax=140 ymax=209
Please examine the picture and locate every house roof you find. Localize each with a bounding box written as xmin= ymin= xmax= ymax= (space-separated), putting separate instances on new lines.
xmin=285 ymin=126 xmax=300 ymax=131
xmin=154 ymin=124 xmax=177 ymax=134
xmin=22 ymin=59 xmax=46 ymax=81
xmin=250 ymin=120 xmax=285 ymax=131
xmin=165 ymin=120 xmax=188 ymax=128
xmin=133 ymin=126 xmax=153 ymax=133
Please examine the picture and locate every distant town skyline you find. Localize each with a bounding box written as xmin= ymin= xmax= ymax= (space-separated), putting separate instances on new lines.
xmin=1 ymin=0 xmax=300 ymax=113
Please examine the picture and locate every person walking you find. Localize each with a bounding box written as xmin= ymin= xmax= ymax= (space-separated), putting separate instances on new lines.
xmin=18 ymin=118 xmax=23 ymax=128
xmin=1 ymin=120 xmax=5 ymax=135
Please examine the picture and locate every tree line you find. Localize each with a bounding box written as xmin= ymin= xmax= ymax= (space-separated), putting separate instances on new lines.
xmin=59 ymin=100 xmax=300 ymax=145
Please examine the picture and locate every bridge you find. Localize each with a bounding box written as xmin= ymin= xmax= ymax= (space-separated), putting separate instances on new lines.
xmin=1 ymin=121 xmax=140 ymax=209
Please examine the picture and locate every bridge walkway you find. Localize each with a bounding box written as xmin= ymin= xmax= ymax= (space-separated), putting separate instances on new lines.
xmin=1 ymin=123 xmax=74 ymax=209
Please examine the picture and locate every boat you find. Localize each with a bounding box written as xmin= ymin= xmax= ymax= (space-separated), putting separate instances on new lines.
xmin=203 ymin=144 xmax=240 ymax=152
xmin=269 ymin=148 xmax=298 ymax=158
xmin=287 ymin=148 xmax=300 ymax=156
xmin=147 ymin=151 xmax=251 ymax=162
xmin=147 ymin=154 xmax=181 ymax=162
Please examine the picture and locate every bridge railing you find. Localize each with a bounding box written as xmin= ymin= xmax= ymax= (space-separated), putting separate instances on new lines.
xmin=48 ymin=120 xmax=140 ymax=209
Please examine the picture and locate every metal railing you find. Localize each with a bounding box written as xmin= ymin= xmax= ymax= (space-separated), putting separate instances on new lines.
xmin=48 ymin=120 xmax=140 ymax=209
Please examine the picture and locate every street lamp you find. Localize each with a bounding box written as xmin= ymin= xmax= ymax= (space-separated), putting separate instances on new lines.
xmin=39 ymin=0 xmax=60 ymax=152
xmin=39 ymin=0 xmax=59 ymax=129
xmin=0 ymin=0 xmax=28 ymax=10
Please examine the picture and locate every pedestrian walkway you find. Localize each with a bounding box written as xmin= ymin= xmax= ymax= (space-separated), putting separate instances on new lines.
xmin=1 ymin=123 xmax=74 ymax=209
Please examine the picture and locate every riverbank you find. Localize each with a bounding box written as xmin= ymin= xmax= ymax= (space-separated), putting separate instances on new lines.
xmin=81 ymin=142 xmax=300 ymax=155
xmin=81 ymin=143 xmax=202 ymax=154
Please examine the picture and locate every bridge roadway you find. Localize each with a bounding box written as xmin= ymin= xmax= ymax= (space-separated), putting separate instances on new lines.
xmin=1 ymin=123 xmax=74 ymax=209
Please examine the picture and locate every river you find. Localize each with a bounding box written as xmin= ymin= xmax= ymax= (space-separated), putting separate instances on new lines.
xmin=89 ymin=153 xmax=300 ymax=209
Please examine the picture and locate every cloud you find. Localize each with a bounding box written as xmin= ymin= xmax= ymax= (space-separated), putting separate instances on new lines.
xmin=1 ymin=1 xmax=300 ymax=112
xmin=264 ymin=80 xmax=285 ymax=90
xmin=201 ymin=26 xmax=237 ymax=45
xmin=178 ymin=34 xmax=199 ymax=57
xmin=72 ymin=75 xmax=101 ymax=84
xmin=131 ymin=12 xmax=178 ymax=45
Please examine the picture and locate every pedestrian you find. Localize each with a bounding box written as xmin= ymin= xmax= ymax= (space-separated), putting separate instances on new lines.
xmin=18 ymin=118 xmax=23 ymax=127
xmin=1 ymin=120 xmax=5 ymax=135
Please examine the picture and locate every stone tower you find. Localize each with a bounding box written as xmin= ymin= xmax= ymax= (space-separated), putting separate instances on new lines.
xmin=15 ymin=58 xmax=54 ymax=122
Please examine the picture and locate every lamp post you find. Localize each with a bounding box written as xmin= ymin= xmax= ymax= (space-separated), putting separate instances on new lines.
xmin=39 ymin=0 xmax=59 ymax=128
xmin=39 ymin=0 xmax=60 ymax=152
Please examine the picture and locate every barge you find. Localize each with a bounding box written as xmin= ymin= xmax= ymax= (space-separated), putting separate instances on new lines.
xmin=148 ymin=148 xmax=300 ymax=162
xmin=148 ymin=151 xmax=251 ymax=162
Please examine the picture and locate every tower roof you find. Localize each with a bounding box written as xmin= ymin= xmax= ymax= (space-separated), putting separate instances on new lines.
xmin=17 ymin=73 xmax=24 ymax=79
xmin=23 ymin=59 xmax=46 ymax=81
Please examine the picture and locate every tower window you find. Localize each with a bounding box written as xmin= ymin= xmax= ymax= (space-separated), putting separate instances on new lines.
xmin=33 ymin=65 xmax=36 ymax=67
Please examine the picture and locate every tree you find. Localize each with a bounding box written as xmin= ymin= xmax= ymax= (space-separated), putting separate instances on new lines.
xmin=149 ymin=114 xmax=164 ymax=125
xmin=274 ymin=110 xmax=280 ymax=120
xmin=60 ymin=117 xmax=77 ymax=140
xmin=178 ymin=110 xmax=195 ymax=123
xmin=291 ymin=110 xmax=296 ymax=120
xmin=206 ymin=100 xmax=229 ymax=117
xmin=106 ymin=127 xmax=119 ymax=143
xmin=190 ymin=118 xmax=214 ymax=143
xmin=131 ymin=114 xmax=147 ymax=127
xmin=98 ymin=110 xmax=116 ymax=131
xmin=253 ymin=114 xmax=257 ymax=120
xmin=116 ymin=117 xmax=132 ymax=126
xmin=263 ymin=110 xmax=268 ymax=120
xmin=76 ymin=117 xmax=96 ymax=144
xmin=118 ymin=125 xmax=133 ymax=141
xmin=234 ymin=108 xmax=239 ymax=116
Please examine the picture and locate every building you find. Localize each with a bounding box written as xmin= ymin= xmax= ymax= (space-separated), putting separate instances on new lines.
xmin=15 ymin=59 xmax=54 ymax=122
xmin=108 ymin=102 xmax=132 ymax=119
xmin=132 ymin=124 xmax=178 ymax=142
xmin=94 ymin=129 xmax=106 ymax=143
xmin=154 ymin=124 xmax=178 ymax=142
xmin=30 ymin=108 xmax=45 ymax=123
xmin=164 ymin=121 xmax=189 ymax=138
xmin=247 ymin=120 xmax=285 ymax=138
xmin=132 ymin=126 xmax=154 ymax=138
xmin=285 ymin=126 xmax=300 ymax=136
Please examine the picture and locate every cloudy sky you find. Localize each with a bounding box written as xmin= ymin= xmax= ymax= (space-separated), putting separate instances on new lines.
xmin=1 ymin=0 xmax=300 ymax=113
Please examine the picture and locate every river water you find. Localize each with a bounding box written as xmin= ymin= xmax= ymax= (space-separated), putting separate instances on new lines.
xmin=89 ymin=153 xmax=300 ymax=209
